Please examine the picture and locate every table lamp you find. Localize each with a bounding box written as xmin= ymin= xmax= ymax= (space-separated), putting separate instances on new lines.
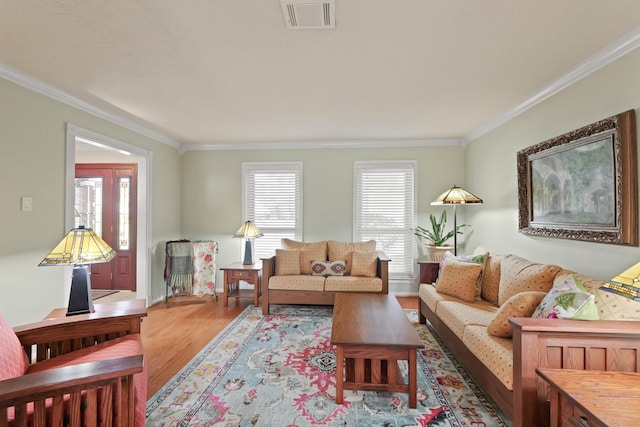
xmin=600 ymin=261 xmax=640 ymax=301
xmin=233 ymin=220 xmax=263 ymax=265
xmin=431 ymin=185 xmax=483 ymax=255
xmin=39 ymin=226 xmax=116 ymax=316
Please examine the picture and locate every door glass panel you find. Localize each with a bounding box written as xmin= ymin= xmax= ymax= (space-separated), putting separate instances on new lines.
xmin=74 ymin=177 xmax=103 ymax=236
xmin=118 ymin=177 xmax=130 ymax=250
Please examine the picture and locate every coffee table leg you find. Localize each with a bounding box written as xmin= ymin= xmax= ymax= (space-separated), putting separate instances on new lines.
xmin=335 ymin=345 xmax=344 ymax=404
xmin=408 ymin=349 xmax=417 ymax=409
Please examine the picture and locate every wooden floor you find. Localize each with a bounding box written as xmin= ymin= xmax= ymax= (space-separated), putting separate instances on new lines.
xmin=142 ymin=295 xmax=418 ymax=397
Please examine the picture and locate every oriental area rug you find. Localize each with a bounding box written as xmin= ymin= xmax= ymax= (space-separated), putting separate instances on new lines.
xmin=146 ymin=305 xmax=510 ymax=426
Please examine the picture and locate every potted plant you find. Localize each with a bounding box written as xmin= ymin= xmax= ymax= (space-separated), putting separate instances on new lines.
xmin=415 ymin=211 xmax=467 ymax=262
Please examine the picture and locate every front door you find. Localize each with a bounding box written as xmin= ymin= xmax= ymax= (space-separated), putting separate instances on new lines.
xmin=75 ymin=164 xmax=137 ymax=291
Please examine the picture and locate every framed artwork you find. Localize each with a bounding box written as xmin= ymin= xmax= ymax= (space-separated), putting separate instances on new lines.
xmin=517 ymin=110 xmax=638 ymax=245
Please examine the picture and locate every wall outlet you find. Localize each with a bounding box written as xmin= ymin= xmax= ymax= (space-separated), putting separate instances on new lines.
xmin=21 ymin=196 xmax=32 ymax=212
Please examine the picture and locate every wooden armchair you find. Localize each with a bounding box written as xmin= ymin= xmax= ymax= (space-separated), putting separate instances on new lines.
xmin=0 ymin=300 xmax=148 ymax=427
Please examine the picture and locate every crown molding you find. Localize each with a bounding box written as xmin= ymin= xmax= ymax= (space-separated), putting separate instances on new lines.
xmin=0 ymin=63 xmax=181 ymax=149
xmin=179 ymin=138 xmax=461 ymax=153
xmin=462 ymin=26 xmax=640 ymax=146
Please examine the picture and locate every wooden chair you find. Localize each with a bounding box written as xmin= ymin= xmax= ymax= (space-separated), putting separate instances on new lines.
xmin=0 ymin=300 xmax=147 ymax=427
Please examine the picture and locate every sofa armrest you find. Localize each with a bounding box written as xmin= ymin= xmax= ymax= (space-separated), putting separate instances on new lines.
xmin=261 ymin=255 xmax=276 ymax=284
xmin=0 ymin=355 xmax=143 ymax=425
xmin=376 ymin=251 xmax=390 ymax=294
xmin=510 ymin=317 xmax=640 ymax=427
xmin=14 ymin=301 xmax=147 ymax=363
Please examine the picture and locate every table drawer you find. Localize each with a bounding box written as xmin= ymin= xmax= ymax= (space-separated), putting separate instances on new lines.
xmin=228 ymin=270 xmax=255 ymax=281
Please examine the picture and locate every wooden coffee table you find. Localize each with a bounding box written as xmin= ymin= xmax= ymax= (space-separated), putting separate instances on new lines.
xmin=331 ymin=293 xmax=424 ymax=408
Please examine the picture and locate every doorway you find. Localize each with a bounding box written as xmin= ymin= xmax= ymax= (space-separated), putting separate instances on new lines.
xmin=65 ymin=123 xmax=152 ymax=304
xmin=75 ymin=164 xmax=137 ymax=291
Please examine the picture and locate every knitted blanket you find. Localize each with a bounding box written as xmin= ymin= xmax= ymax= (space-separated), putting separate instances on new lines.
xmin=166 ymin=242 xmax=193 ymax=293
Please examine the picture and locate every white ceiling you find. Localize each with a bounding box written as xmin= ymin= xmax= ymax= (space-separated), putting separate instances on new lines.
xmin=1 ymin=1 xmax=640 ymax=150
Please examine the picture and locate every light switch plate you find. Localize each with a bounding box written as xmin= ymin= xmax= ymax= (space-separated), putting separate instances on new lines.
xmin=21 ymin=196 xmax=32 ymax=212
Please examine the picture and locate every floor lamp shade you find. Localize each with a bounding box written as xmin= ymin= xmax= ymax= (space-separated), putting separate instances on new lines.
xmin=233 ymin=221 xmax=264 ymax=265
xmin=39 ymin=226 xmax=116 ymax=316
xmin=431 ymin=185 xmax=483 ymax=255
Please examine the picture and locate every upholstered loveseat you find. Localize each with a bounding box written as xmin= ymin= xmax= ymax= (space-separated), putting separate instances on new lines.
xmin=419 ymin=251 xmax=640 ymax=427
xmin=0 ymin=301 xmax=147 ymax=426
xmin=261 ymin=239 xmax=389 ymax=314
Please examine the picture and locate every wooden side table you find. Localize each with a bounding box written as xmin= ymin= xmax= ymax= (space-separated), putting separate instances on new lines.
xmin=220 ymin=262 xmax=262 ymax=307
xmin=418 ymin=261 xmax=440 ymax=284
xmin=536 ymin=368 xmax=640 ymax=427
xmin=42 ymin=299 xmax=147 ymax=333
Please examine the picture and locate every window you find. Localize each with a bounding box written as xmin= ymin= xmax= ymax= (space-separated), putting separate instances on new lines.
xmin=243 ymin=162 xmax=303 ymax=260
xmin=354 ymin=161 xmax=416 ymax=280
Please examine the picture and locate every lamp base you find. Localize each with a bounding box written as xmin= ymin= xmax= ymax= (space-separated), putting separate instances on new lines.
xmin=66 ymin=266 xmax=95 ymax=316
xmin=243 ymin=239 xmax=254 ymax=265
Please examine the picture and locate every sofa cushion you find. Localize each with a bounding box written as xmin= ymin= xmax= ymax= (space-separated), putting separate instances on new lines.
xmin=281 ymin=240 xmax=328 ymax=275
xmin=327 ymin=240 xmax=376 ymax=275
xmin=463 ymin=325 xmax=514 ymax=390
xmin=498 ymin=255 xmax=561 ymax=306
xmin=435 ymin=257 xmax=482 ymax=303
xmin=487 ymin=291 xmax=547 ymax=338
xmin=310 ymin=260 xmax=346 ymax=276
xmin=350 ymin=250 xmax=378 ymax=277
xmin=578 ymin=273 xmax=640 ymax=320
xmin=419 ymin=283 xmax=452 ymax=313
xmin=324 ymin=276 xmax=382 ymax=292
xmin=532 ymin=274 xmax=599 ymax=320
xmin=480 ymin=254 xmax=503 ymax=305
xmin=435 ymin=301 xmax=497 ymax=339
xmin=442 ymin=250 xmax=489 ymax=298
xmin=275 ymin=249 xmax=301 ymax=275
xmin=0 ymin=312 xmax=30 ymax=381
xmin=268 ymin=275 xmax=325 ymax=291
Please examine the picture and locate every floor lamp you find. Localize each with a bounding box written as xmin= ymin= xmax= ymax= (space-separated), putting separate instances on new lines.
xmin=431 ymin=185 xmax=483 ymax=255
xmin=39 ymin=226 xmax=116 ymax=316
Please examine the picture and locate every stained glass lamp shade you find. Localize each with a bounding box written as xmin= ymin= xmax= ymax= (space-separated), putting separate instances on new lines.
xmin=39 ymin=226 xmax=116 ymax=315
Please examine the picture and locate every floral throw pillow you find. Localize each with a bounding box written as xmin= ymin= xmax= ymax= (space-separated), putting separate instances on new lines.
xmin=310 ymin=260 xmax=346 ymax=277
xmin=532 ymin=274 xmax=599 ymax=320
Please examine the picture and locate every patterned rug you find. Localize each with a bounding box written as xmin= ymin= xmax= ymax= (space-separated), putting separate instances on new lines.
xmin=146 ymin=305 xmax=510 ymax=426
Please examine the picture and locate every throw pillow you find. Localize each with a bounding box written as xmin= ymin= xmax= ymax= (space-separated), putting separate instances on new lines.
xmin=350 ymin=250 xmax=378 ymax=277
xmin=281 ymin=240 xmax=327 ymax=274
xmin=441 ymin=251 xmax=489 ymax=299
xmin=310 ymin=260 xmax=346 ymax=276
xmin=0 ymin=312 xmax=30 ymax=381
xmin=434 ymin=257 xmax=483 ymax=303
xmin=577 ymin=273 xmax=640 ymax=321
xmin=532 ymin=274 xmax=599 ymax=320
xmin=275 ymin=249 xmax=301 ymax=276
xmin=487 ymin=291 xmax=548 ymax=337
xmin=498 ymin=255 xmax=562 ymax=306
xmin=327 ymin=240 xmax=377 ymax=275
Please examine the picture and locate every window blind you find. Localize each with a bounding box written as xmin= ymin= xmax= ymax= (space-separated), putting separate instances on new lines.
xmin=243 ymin=162 xmax=303 ymax=260
xmin=354 ymin=161 xmax=416 ymax=280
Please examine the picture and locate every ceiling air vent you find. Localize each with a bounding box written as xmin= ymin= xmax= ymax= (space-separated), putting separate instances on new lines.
xmin=280 ymin=0 xmax=335 ymax=30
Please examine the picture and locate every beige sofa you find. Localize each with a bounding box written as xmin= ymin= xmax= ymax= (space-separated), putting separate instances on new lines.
xmin=419 ymin=252 xmax=640 ymax=427
xmin=261 ymin=239 xmax=389 ymax=314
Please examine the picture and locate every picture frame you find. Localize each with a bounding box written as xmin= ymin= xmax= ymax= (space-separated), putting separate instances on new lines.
xmin=517 ymin=110 xmax=638 ymax=245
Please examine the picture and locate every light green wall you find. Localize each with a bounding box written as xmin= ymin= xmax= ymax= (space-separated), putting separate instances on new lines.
xmin=3 ymin=44 xmax=639 ymax=324
xmin=0 ymin=78 xmax=182 ymax=325
xmin=465 ymin=47 xmax=640 ymax=280
xmin=181 ymin=145 xmax=466 ymax=294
